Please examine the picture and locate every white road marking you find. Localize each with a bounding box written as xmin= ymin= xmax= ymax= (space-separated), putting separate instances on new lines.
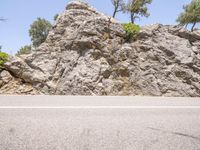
xmin=0 ymin=106 xmax=200 ymax=109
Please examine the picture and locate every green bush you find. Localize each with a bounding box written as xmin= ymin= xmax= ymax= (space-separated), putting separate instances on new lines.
xmin=122 ymin=23 xmax=140 ymax=41
xmin=0 ymin=52 xmax=8 ymax=69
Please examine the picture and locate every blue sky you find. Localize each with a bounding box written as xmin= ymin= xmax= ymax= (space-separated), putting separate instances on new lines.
xmin=0 ymin=0 xmax=193 ymax=54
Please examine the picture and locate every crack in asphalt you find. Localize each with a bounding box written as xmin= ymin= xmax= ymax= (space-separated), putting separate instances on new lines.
xmin=147 ymin=127 xmax=200 ymax=142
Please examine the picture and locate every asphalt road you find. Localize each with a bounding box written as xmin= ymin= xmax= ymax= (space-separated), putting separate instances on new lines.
xmin=0 ymin=96 xmax=200 ymax=150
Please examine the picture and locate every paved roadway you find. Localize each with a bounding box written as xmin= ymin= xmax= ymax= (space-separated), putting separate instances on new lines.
xmin=0 ymin=96 xmax=200 ymax=150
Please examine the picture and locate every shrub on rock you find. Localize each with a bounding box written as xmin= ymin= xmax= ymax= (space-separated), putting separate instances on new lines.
xmin=122 ymin=23 xmax=140 ymax=41
xmin=0 ymin=52 xmax=8 ymax=70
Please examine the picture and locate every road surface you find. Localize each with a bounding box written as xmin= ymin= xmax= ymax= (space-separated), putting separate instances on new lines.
xmin=0 ymin=96 xmax=200 ymax=150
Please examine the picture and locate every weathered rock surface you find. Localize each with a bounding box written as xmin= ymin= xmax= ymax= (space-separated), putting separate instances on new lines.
xmin=1 ymin=1 xmax=200 ymax=96
xmin=0 ymin=70 xmax=39 ymax=95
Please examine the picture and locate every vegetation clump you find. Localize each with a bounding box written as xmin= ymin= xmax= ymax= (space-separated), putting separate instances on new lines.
xmin=0 ymin=52 xmax=8 ymax=70
xmin=29 ymin=18 xmax=52 ymax=48
xmin=54 ymin=14 xmax=59 ymax=21
xmin=16 ymin=45 xmax=32 ymax=56
xmin=177 ymin=0 xmax=200 ymax=31
xmin=16 ymin=17 xmax=53 ymax=55
xmin=122 ymin=23 xmax=140 ymax=41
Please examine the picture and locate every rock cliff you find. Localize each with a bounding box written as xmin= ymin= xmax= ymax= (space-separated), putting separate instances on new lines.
xmin=1 ymin=1 xmax=200 ymax=96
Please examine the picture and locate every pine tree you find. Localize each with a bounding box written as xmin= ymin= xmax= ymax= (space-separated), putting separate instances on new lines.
xmin=111 ymin=0 xmax=126 ymax=18
xmin=126 ymin=0 xmax=152 ymax=23
xmin=177 ymin=0 xmax=200 ymax=31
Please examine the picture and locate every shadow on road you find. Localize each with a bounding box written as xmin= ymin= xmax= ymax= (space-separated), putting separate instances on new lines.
xmin=147 ymin=127 xmax=200 ymax=142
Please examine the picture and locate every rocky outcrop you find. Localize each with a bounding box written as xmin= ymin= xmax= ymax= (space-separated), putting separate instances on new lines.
xmin=1 ymin=1 xmax=200 ymax=96
xmin=128 ymin=24 xmax=200 ymax=96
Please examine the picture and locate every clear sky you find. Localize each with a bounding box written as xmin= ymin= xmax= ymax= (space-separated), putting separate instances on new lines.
xmin=0 ymin=0 xmax=194 ymax=54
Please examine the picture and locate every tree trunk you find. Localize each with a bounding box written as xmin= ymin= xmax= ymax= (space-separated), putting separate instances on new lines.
xmin=113 ymin=9 xmax=117 ymax=18
xmin=131 ymin=13 xmax=135 ymax=24
xmin=191 ymin=22 xmax=196 ymax=32
xmin=112 ymin=2 xmax=119 ymax=18
xmin=185 ymin=24 xmax=188 ymax=29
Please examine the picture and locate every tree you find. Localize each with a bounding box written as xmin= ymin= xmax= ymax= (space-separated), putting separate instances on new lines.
xmin=16 ymin=45 xmax=32 ymax=56
xmin=177 ymin=0 xmax=200 ymax=31
xmin=29 ymin=18 xmax=52 ymax=48
xmin=126 ymin=0 xmax=152 ymax=23
xmin=111 ymin=0 xmax=126 ymax=18
xmin=177 ymin=12 xmax=189 ymax=28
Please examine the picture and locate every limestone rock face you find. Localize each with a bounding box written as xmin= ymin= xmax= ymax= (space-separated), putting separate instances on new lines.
xmin=0 ymin=70 xmax=39 ymax=95
xmin=128 ymin=24 xmax=200 ymax=96
xmin=1 ymin=1 xmax=200 ymax=96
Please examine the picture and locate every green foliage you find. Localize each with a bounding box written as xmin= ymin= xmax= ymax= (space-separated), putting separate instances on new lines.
xmin=29 ymin=18 xmax=52 ymax=48
xmin=177 ymin=0 xmax=200 ymax=31
xmin=0 ymin=52 xmax=8 ymax=69
xmin=126 ymin=0 xmax=152 ymax=23
xmin=16 ymin=45 xmax=32 ymax=56
xmin=54 ymin=14 xmax=59 ymax=21
xmin=122 ymin=23 xmax=140 ymax=41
